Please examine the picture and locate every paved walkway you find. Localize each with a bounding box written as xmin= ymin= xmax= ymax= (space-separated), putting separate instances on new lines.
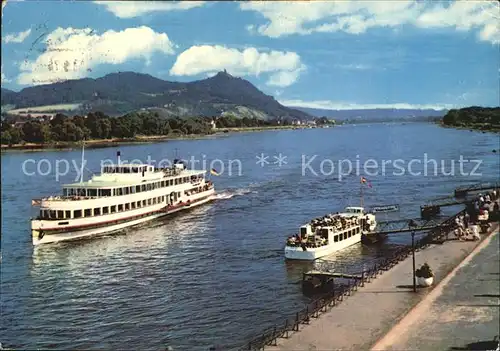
xmin=266 ymin=224 xmax=499 ymax=351
xmin=372 ymin=230 xmax=499 ymax=351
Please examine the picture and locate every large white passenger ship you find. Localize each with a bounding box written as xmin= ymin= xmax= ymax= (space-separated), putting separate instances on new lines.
xmin=284 ymin=206 xmax=377 ymax=260
xmin=31 ymin=153 xmax=215 ymax=246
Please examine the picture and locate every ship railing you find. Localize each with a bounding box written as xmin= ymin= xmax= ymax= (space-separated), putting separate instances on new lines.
xmin=242 ymin=209 xmax=467 ymax=351
xmin=41 ymin=195 xmax=102 ymax=201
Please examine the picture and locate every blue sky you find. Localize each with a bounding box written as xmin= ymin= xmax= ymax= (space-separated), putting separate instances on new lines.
xmin=1 ymin=0 xmax=499 ymax=110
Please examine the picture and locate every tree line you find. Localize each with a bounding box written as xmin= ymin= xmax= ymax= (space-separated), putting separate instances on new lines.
xmin=0 ymin=111 xmax=301 ymax=145
xmin=442 ymin=106 xmax=500 ymax=129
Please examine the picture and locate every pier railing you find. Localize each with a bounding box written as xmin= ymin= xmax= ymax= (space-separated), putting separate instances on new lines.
xmin=241 ymin=209 xmax=466 ymax=351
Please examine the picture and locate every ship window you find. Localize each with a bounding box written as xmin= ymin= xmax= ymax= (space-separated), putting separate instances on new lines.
xmin=344 ymin=232 xmax=348 ymax=240
xmin=110 ymin=205 xmax=116 ymax=213
xmin=65 ymin=210 xmax=71 ymax=219
xmin=84 ymin=209 xmax=91 ymax=217
xmin=137 ymin=201 xmax=141 ymax=208
xmin=334 ymin=235 xmax=339 ymax=242
xmin=175 ymin=179 xmax=178 ymax=185
xmin=129 ymin=187 xmax=133 ymax=194
xmin=148 ymin=199 xmax=152 ymax=205
xmin=142 ymin=200 xmax=146 ymax=206
xmin=57 ymin=210 xmax=64 ymax=219
xmin=153 ymin=198 xmax=156 ymax=205
xmin=88 ymin=189 xmax=97 ymax=197
xmin=102 ymin=207 xmax=108 ymax=214
xmin=74 ymin=210 xmax=82 ymax=218
xmin=116 ymin=188 xmax=122 ymax=196
xmin=118 ymin=204 xmax=123 ymax=211
xmin=357 ymin=227 xmax=360 ymax=234
xmin=141 ymin=185 xmax=146 ymax=192
xmin=177 ymin=192 xmax=180 ymax=198
xmin=94 ymin=208 xmax=101 ymax=216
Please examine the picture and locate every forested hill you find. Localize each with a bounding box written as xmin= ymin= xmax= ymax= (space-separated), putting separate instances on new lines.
xmin=0 ymin=71 xmax=311 ymax=120
xmin=442 ymin=106 xmax=500 ymax=130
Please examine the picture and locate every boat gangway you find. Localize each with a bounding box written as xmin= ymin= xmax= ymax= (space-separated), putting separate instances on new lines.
xmin=419 ymin=195 xmax=468 ymax=219
xmin=454 ymin=181 xmax=500 ymax=198
xmin=367 ymin=217 xmax=446 ymax=236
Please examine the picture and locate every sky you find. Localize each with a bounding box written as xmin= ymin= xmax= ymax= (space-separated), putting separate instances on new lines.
xmin=1 ymin=0 xmax=499 ymax=110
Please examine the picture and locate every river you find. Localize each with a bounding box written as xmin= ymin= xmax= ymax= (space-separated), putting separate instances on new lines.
xmin=1 ymin=123 xmax=499 ymax=350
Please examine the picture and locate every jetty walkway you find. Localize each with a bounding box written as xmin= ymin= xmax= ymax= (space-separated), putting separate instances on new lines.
xmin=372 ymin=230 xmax=499 ymax=351
xmin=246 ymin=223 xmax=499 ymax=351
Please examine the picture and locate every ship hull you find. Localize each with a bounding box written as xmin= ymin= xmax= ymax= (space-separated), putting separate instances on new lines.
xmin=285 ymin=233 xmax=362 ymax=261
xmin=31 ymin=193 xmax=214 ymax=246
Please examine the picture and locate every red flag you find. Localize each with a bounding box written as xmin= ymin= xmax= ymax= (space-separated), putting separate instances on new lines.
xmin=361 ymin=177 xmax=372 ymax=188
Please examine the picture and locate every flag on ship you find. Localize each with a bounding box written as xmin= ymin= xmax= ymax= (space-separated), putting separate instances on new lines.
xmin=360 ymin=176 xmax=372 ymax=188
xmin=210 ymin=168 xmax=220 ymax=176
xmin=31 ymin=199 xmax=41 ymax=206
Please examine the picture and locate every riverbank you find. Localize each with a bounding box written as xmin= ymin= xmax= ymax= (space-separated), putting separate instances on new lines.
xmin=439 ymin=122 xmax=500 ymax=134
xmin=0 ymin=125 xmax=314 ymax=152
xmin=264 ymin=223 xmax=499 ymax=351
xmin=372 ymin=230 xmax=499 ymax=351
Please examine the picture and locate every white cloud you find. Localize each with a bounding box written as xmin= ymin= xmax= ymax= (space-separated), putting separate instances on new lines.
xmin=335 ymin=63 xmax=373 ymax=70
xmin=1 ymin=0 xmax=7 ymax=17
xmin=3 ymin=28 xmax=31 ymax=43
xmin=240 ymin=0 xmax=500 ymax=44
xmin=1 ymin=65 xmax=11 ymax=83
xmin=280 ymin=99 xmax=454 ymax=110
xmin=170 ymin=45 xmax=306 ymax=87
xmin=94 ymin=1 xmax=205 ymax=18
xmin=17 ymin=26 xmax=175 ymax=86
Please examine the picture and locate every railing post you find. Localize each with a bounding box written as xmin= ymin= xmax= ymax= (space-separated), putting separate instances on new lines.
xmin=294 ymin=312 xmax=299 ymax=331
xmin=284 ymin=319 xmax=289 ymax=338
xmin=272 ymin=327 xmax=277 ymax=346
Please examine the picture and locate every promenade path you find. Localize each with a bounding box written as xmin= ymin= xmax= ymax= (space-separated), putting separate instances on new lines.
xmin=372 ymin=230 xmax=499 ymax=351
xmin=266 ymin=223 xmax=499 ymax=351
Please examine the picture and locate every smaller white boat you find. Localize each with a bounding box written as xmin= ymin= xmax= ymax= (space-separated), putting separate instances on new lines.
xmin=284 ymin=206 xmax=377 ymax=261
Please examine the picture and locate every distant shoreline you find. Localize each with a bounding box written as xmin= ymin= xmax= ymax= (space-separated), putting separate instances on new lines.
xmin=0 ymin=125 xmax=313 ymax=153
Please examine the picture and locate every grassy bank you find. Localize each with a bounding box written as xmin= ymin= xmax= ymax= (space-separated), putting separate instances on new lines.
xmin=0 ymin=125 xmax=315 ymax=152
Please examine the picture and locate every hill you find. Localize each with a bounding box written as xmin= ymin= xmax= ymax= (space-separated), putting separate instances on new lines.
xmin=294 ymin=107 xmax=447 ymax=122
xmin=0 ymin=71 xmax=311 ymax=120
xmin=442 ymin=106 xmax=500 ymax=131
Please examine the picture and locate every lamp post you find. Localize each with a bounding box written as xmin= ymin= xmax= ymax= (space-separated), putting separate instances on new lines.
xmin=408 ymin=219 xmax=418 ymax=293
xmin=411 ymin=230 xmax=416 ymax=293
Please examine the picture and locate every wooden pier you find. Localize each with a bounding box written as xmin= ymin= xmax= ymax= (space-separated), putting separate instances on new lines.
xmin=454 ymin=181 xmax=500 ymax=198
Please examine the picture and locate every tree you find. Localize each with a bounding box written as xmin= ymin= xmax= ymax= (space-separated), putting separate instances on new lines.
xmin=1 ymin=130 xmax=12 ymax=145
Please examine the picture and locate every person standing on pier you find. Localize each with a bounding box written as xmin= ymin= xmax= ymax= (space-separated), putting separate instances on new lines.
xmin=464 ymin=212 xmax=470 ymax=228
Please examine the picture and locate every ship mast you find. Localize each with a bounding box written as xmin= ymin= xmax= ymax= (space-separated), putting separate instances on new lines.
xmin=360 ymin=180 xmax=364 ymax=208
xmin=79 ymin=139 xmax=85 ymax=183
